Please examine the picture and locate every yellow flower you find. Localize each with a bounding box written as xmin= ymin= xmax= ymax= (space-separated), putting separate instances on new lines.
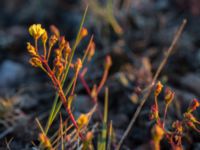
xmin=77 ymin=114 xmax=89 ymax=128
xmin=29 ymin=24 xmax=45 ymax=39
xmin=38 ymin=133 xmax=52 ymax=149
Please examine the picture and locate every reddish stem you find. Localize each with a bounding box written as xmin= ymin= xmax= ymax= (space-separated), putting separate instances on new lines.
xmin=163 ymin=104 xmax=169 ymax=126
xmin=79 ymin=73 xmax=91 ymax=96
xmin=97 ymin=68 xmax=109 ymax=94
xmin=40 ymin=57 xmax=84 ymax=140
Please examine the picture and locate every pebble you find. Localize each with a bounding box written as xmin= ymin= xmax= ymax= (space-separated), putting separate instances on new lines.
xmin=0 ymin=60 xmax=26 ymax=88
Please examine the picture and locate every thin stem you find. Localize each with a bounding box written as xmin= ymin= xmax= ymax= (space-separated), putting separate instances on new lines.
xmin=35 ymin=38 xmax=38 ymax=52
xmin=153 ymin=140 xmax=160 ymax=150
xmin=47 ymin=45 xmax=53 ymax=61
xmin=155 ymin=96 xmax=158 ymax=110
xmin=43 ymin=43 xmax=47 ymax=58
xmin=163 ymin=104 xmax=169 ymax=126
xmin=59 ymin=114 xmax=64 ymax=150
xmin=41 ymin=59 xmax=84 ymax=140
xmin=71 ymin=70 xmax=79 ymax=95
xmin=116 ymin=19 xmax=187 ymax=150
xmin=35 ymin=118 xmax=46 ymax=134
xmin=81 ymin=36 xmax=94 ymax=63
xmin=50 ymin=76 xmax=76 ymax=124
xmin=97 ymin=68 xmax=109 ymax=94
xmin=45 ymin=94 xmax=59 ymax=133
xmin=79 ymin=74 xmax=91 ymax=95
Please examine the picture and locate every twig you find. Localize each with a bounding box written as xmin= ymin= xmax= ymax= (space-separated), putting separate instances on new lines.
xmin=116 ymin=19 xmax=187 ymax=150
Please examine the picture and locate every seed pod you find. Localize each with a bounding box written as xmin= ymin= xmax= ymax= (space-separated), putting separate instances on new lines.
xmin=91 ymin=85 xmax=97 ymax=100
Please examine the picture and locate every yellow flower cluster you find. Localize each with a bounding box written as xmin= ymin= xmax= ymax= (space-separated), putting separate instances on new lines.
xmin=29 ymin=24 xmax=46 ymax=40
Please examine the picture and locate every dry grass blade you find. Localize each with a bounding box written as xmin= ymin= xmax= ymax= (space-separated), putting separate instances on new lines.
xmin=116 ymin=19 xmax=187 ymax=150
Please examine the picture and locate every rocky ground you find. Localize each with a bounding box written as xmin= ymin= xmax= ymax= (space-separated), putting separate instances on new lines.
xmin=0 ymin=0 xmax=200 ymax=149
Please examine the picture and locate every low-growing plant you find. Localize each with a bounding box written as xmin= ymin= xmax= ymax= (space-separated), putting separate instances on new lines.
xmin=150 ymin=81 xmax=200 ymax=150
xmin=26 ymin=8 xmax=112 ymax=149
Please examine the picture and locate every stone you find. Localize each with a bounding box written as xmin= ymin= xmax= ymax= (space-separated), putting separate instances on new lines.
xmin=179 ymin=73 xmax=200 ymax=96
xmin=0 ymin=60 xmax=26 ymax=88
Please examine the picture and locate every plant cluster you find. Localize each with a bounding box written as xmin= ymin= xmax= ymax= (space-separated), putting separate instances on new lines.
xmin=150 ymin=81 xmax=200 ymax=150
xmin=27 ymin=19 xmax=112 ymax=149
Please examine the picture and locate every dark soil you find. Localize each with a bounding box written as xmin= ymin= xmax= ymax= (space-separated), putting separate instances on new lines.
xmin=0 ymin=0 xmax=200 ymax=149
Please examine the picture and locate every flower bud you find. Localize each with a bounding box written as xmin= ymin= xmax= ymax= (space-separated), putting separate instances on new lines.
xmin=54 ymin=57 xmax=64 ymax=77
xmin=187 ymin=98 xmax=200 ymax=113
xmin=74 ymin=58 xmax=82 ymax=72
xmin=154 ymin=81 xmax=163 ymax=97
xmin=63 ymin=42 xmax=71 ymax=59
xmin=41 ymin=30 xmax=48 ymax=44
xmin=87 ymin=41 xmax=95 ymax=62
xmin=85 ymin=131 xmax=93 ymax=141
xmin=104 ymin=55 xmax=112 ymax=70
xmin=186 ymin=121 xmax=196 ymax=128
xmin=27 ymin=42 xmax=37 ymax=56
xmin=29 ymin=57 xmax=42 ymax=67
xmin=54 ymin=48 xmax=62 ymax=57
xmin=49 ymin=35 xmax=58 ymax=47
xmin=80 ymin=27 xmax=88 ymax=39
xmin=59 ymin=36 xmax=66 ymax=50
xmin=50 ymin=25 xmax=60 ymax=38
xmin=172 ymin=120 xmax=183 ymax=133
xmin=164 ymin=88 xmax=175 ymax=105
xmin=150 ymin=104 xmax=159 ymax=120
xmin=184 ymin=113 xmax=198 ymax=123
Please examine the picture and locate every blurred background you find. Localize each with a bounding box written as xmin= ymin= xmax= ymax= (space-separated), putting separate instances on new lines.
xmin=0 ymin=0 xmax=200 ymax=149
